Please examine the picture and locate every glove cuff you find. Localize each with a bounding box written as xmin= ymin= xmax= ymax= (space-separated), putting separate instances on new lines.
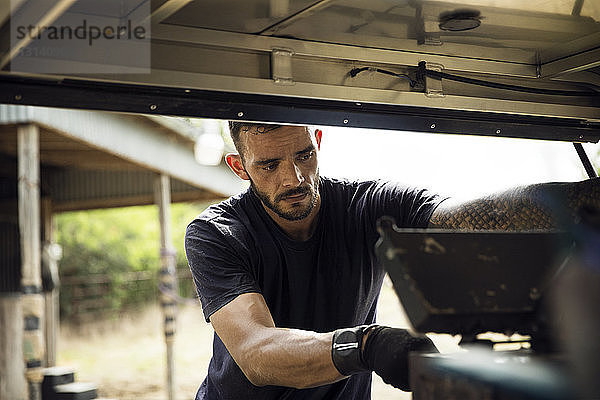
xmin=331 ymin=324 xmax=379 ymax=376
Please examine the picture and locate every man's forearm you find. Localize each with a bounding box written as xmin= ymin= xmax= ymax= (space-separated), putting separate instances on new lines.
xmin=240 ymin=325 xmax=434 ymax=391
xmin=210 ymin=292 xmax=430 ymax=391
xmin=238 ymin=327 xmax=343 ymax=389
xmin=429 ymin=178 xmax=600 ymax=230
xmin=210 ymin=293 xmax=345 ymax=389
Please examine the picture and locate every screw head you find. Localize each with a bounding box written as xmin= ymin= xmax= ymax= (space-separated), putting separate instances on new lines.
xmin=15 ymin=94 xmax=22 ymax=101
xmin=496 ymin=129 xmax=501 ymax=134
xmin=430 ymin=123 xmax=436 ymax=129
xmin=237 ymin=112 xmax=244 ymax=117
xmin=149 ymin=104 xmax=157 ymax=111
xmin=343 ymin=119 xmax=349 ymax=124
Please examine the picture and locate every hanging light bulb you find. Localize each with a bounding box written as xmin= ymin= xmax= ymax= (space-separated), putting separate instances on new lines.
xmin=194 ymin=120 xmax=225 ymax=166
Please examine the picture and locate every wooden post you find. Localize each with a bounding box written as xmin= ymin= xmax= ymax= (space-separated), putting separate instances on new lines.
xmin=155 ymin=174 xmax=177 ymax=400
xmin=0 ymin=294 xmax=26 ymax=399
xmin=42 ymin=198 xmax=59 ymax=367
xmin=18 ymin=124 xmax=44 ymax=400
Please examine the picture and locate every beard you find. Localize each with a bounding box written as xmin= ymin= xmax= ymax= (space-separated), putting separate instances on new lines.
xmin=249 ymin=172 xmax=320 ymax=221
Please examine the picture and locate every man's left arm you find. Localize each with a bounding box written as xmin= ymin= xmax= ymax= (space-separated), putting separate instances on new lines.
xmin=429 ymin=178 xmax=600 ymax=230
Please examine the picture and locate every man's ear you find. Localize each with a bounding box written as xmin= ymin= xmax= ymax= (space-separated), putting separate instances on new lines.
xmin=315 ymin=129 xmax=322 ymax=150
xmin=225 ymin=153 xmax=250 ymax=180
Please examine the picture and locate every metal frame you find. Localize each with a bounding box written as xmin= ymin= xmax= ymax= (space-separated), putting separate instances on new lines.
xmin=541 ymin=47 xmax=600 ymax=78
xmin=149 ymin=24 xmax=538 ymax=78
xmin=0 ymin=75 xmax=598 ymax=143
xmin=143 ymin=0 xmax=194 ymax=25
xmin=0 ymin=0 xmax=598 ymax=142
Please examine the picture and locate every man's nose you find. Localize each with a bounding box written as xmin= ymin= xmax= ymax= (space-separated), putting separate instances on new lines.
xmin=281 ymin=162 xmax=304 ymax=187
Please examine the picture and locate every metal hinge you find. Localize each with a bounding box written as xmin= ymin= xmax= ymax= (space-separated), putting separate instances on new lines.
xmin=271 ymin=48 xmax=294 ymax=85
xmin=424 ymin=62 xmax=445 ymax=97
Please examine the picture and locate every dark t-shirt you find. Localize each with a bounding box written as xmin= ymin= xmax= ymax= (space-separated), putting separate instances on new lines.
xmin=185 ymin=177 xmax=442 ymax=400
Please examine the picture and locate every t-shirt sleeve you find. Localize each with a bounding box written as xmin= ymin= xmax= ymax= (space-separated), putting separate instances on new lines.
xmin=185 ymin=219 xmax=260 ymax=322
xmin=363 ymin=180 xmax=446 ymax=229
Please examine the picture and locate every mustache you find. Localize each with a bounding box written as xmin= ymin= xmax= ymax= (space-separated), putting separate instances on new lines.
xmin=275 ymin=186 xmax=311 ymax=202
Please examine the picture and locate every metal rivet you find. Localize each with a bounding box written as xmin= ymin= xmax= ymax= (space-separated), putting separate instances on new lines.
xmin=184 ymin=89 xmax=191 ymax=93
xmin=15 ymin=95 xmax=22 ymax=101
xmin=496 ymin=129 xmax=501 ymax=134
xmin=430 ymin=123 xmax=436 ymax=129
xmin=343 ymin=119 xmax=349 ymax=124
xmin=149 ymin=104 xmax=157 ymax=110
xmin=356 ymin=102 xmax=361 ymax=106
xmin=237 ymin=112 xmax=244 ymax=117
xmin=579 ymin=135 xmax=584 ymax=139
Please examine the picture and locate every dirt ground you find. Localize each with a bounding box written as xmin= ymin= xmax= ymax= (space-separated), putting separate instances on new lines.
xmin=57 ymin=276 xmax=460 ymax=400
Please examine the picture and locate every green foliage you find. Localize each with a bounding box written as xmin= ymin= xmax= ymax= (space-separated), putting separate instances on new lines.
xmin=56 ymin=201 xmax=213 ymax=321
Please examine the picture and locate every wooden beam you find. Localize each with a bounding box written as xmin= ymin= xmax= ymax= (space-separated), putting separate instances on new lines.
xmin=1 ymin=105 xmax=245 ymax=197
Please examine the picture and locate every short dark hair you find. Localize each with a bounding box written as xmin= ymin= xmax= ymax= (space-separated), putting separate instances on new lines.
xmin=228 ymin=121 xmax=284 ymax=156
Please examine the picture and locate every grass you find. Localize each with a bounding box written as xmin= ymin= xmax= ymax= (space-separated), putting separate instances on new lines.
xmin=57 ymin=276 xmax=460 ymax=399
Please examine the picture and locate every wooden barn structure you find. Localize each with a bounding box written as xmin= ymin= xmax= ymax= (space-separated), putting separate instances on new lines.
xmin=0 ymin=105 xmax=245 ymax=399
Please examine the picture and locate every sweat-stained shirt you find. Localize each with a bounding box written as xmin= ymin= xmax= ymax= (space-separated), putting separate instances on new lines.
xmin=185 ymin=177 xmax=443 ymax=400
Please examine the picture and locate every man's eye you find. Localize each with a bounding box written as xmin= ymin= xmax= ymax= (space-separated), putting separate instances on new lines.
xmin=299 ymin=152 xmax=313 ymax=161
xmin=263 ymin=163 xmax=277 ymax=171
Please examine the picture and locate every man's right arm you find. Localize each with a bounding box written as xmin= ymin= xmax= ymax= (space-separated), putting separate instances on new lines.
xmin=210 ymin=292 xmax=437 ymax=391
xmin=187 ymin=219 xmax=435 ymax=391
xmin=209 ymin=292 xmax=345 ymax=389
xmin=186 ymin=220 xmax=343 ymax=388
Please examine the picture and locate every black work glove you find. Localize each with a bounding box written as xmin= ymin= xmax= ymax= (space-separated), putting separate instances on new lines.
xmin=362 ymin=326 xmax=437 ymax=391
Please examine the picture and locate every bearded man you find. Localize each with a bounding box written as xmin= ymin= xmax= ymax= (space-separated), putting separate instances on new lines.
xmin=185 ymin=122 xmax=599 ymax=399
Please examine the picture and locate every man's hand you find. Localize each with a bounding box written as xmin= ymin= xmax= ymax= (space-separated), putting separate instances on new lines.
xmin=362 ymin=326 xmax=436 ymax=391
xmin=332 ymin=325 xmax=437 ymax=391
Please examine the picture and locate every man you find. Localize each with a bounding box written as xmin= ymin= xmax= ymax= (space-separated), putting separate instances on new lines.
xmin=185 ymin=122 xmax=599 ymax=399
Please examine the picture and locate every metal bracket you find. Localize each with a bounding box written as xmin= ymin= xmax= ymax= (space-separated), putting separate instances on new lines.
xmin=424 ymin=62 xmax=445 ymax=97
xmin=424 ymin=20 xmax=443 ymax=46
xmin=271 ymin=48 xmax=294 ymax=85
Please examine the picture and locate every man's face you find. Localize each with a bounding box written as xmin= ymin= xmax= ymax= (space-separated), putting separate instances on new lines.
xmin=239 ymin=126 xmax=320 ymax=221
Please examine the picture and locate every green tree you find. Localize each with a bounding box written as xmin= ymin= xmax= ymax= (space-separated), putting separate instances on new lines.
xmin=56 ymin=201 xmax=214 ymax=321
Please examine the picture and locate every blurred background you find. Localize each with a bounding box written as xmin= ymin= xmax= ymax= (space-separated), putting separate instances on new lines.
xmin=46 ymin=116 xmax=598 ymax=400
